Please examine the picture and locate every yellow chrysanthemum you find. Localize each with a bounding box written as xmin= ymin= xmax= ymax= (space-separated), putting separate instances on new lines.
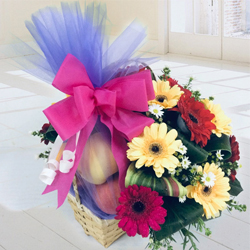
xmin=127 ymin=123 xmax=182 ymax=177
xmin=186 ymin=163 xmax=230 ymax=219
xmin=202 ymin=99 xmax=232 ymax=137
xmin=148 ymin=80 xmax=184 ymax=109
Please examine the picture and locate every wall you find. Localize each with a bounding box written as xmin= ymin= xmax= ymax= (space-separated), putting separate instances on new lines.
xmin=0 ymin=0 xmax=158 ymax=46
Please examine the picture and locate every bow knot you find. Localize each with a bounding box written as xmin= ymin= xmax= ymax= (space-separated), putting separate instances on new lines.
xmin=94 ymin=88 xmax=116 ymax=117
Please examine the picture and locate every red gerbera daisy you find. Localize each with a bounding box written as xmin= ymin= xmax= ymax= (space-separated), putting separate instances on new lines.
xmin=115 ymin=185 xmax=167 ymax=238
xmin=227 ymin=135 xmax=240 ymax=163
xmin=163 ymin=77 xmax=192 ymax=95
xmin=178 ymin=92 xmax=216 ymax=147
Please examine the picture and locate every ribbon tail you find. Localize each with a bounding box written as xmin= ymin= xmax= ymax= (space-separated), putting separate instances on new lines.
xmin=100 ymin=117 xmax=129 ymax=192
xmin=111 ymin=128 xmax=129 ymax=191
xmin=43 ymin=113 xmax=98 ymax=208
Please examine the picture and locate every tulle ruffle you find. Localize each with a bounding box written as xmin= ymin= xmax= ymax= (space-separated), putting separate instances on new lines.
xmin=9 ymin=2 xmax=156 ymax=86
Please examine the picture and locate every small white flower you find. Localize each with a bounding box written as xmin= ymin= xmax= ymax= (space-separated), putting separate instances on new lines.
xmin=216 ymin=150 xmax=224 ymax=160
xmin=169 ymin=170 xmax=176 ymax=176
xmin=34 ymin=154 xmax=39 ymax=160
xmin=179 ymin=196 xmax=186 ymax=203
xmin=191 ymin=164 xmax=199 ymax=173
xmin=148 ymin=104 xmax=164 ymax=118
xmin=227 ymin=169 xmax=231 ymax=176
xmin=149 ymin=238 xmax=154 ymax=243
xmin=201 ymin=172 xmax=216 ymax=187
xmin=177 ymin=143 xmax=187 ymax=155
xmin=181 ymin=156 xmax=191 ymax=169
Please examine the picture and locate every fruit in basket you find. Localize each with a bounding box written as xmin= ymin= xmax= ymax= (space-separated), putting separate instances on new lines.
xmin=94 ymin=173 xmax=120 ymax=215
xmin=77 ymin=132 xmax=118 ymax=185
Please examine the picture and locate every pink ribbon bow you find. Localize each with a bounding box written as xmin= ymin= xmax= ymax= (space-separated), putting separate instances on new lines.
xmin=43 ymin=54 xmax=155 ymax=207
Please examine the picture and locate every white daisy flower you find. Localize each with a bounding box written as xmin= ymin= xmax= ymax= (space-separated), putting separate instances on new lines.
xmin=216 ymin=150 xmax=224 ymax=160
xmin=179 ymin=196 xmax=186 ymax=203
xmin=191 ymin=164 xmax=199 ymax=173
xmin=227 ymin=169 xmax=231 ymax=176
xmin=201 ymin=172 xmax=216 ymax=187
xmin=177 ymin=143 xmax=187 ymax=155
xmin=148 ymin=104 xmax=164 ymax=118
xmin=181 ymin=156 xmax=191 ymax=169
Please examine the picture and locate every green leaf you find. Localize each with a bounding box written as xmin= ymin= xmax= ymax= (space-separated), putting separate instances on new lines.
xmin=204 ymin=134 xmax=232 ymax=160
xmin=154 ymin=197 xmax=203 ymax=241
xmin=45 ymin=125 xmax=58 ymax=143
xmin=167 ymin=124 xmax=209 ymax=163
xmin=229 ymin=178 xmax=243 ymax=196
xmin=125 ymin=162 xmax=187 ymax=197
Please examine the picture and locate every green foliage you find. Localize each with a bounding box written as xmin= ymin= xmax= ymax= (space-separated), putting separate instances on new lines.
xmin=31 ymin=124 xmax=58 ymax=145
xmin=147 ymin=216 xmax=213 ymax=250
xmin=181 ymin=228 xmax=199 ymax=250
xmin=158 ymin=66 xmax=171 ymax=81
xmin=167 ymin=124 xmax=209 ymax=164
xmin=228 ymin=178 xmax=243 ymax=196
xmin=37 ymin=149 xmax=51 ymax=159
xmin=147 ymin=230 xmax=175 ymax=250
xmin=227 ymin=199 xmax=247 ymax=212
xmin=204 ymin=134 xmax=232 ymax=161
xmin=45 ymin=125 xmax=58 ymax=143
xmin=154 ymin=197 xmax=203 ymax=241
xmin=183 ymin=76 xmax=214 ymax=101
xmin=192 ymin=217 xmax=212 ymax=237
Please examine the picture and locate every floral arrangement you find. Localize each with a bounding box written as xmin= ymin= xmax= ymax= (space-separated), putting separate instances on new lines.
xmin=32 ymin=66 xmax=246 ymax=249
xmin=21 ymin=2 xmax=246 ymax=250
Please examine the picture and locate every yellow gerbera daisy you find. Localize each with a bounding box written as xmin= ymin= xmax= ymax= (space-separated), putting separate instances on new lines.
xmin=186 ymin=163 xmax=230 ymax=219
xmin=148 ymin=80 xmax=184 ymax=109
xmin=127 ymin=123 xmax=182 ymax=177
xmin=202 ymin=99 xmax=232 ymax=137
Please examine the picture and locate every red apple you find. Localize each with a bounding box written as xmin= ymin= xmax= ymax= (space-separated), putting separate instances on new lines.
xmin=94 ymin=174 xmax=121 ymax=215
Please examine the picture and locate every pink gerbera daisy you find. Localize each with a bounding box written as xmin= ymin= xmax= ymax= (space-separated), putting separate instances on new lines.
xmin=115 ymin=185 xmax=167 ymax=237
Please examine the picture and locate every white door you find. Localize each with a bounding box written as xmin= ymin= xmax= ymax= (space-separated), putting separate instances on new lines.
xmin=168 ymin=0 xmax=250 ymax=63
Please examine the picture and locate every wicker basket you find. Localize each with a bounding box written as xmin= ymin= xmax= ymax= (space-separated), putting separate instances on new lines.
xmin=67 ymin=177 xmax=125 ymax=248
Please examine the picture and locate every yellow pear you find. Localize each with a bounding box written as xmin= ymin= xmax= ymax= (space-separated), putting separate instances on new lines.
xmin=77 ymin=132 xmax=118 ymax=184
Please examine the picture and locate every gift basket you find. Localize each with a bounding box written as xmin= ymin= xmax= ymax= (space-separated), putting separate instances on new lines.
xmin=19 ymin=2 xmax=247 ymax=250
